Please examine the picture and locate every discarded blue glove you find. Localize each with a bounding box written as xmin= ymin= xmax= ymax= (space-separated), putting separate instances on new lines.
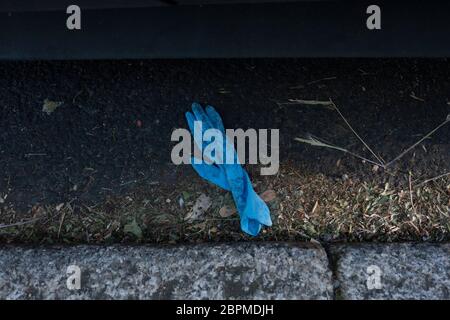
xmin=185 ymin=103 xmax=272 ymax=236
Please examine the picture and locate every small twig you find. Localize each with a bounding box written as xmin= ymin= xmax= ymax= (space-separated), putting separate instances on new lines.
xmin=414 ymin=172 xmax=450 ymax=188
xmin=288 ymin=77 xmax=336 ymax=89
xmin=120 ymin=178 xmax=158 ymax=187
xmin=119 ymin=180 xmax=138 ymax=186
xmin=277 ymin=99 xmax=334 ymax=107
xmin=57 ymin=210 xmax=67 ymax=238
xmin=358 ymin=69 xmax=375 ymax=76
xmin=408 ymin=172 xmax=417 ymax=217
xmin=307 ymin=76 xmax=337 ymax=85
xmin=410 ymin=92 xmax=425 ymax=102
xmin=0 ymin=217 xmax=42 ymax=229
xmin=385 ymin=115 xmax=450 ymax=167
xmin=24 ymin=153 xmax=47 ymax=157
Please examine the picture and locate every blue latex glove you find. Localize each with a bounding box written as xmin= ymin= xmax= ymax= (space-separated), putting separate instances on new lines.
xmin=185 ymin=103 xmax=272 ymax=236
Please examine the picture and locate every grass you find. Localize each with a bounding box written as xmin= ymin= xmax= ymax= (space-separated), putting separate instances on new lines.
xmin=0 ymin=161 xmax=449 ymax=244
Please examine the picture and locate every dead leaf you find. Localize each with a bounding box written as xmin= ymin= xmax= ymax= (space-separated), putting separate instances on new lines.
xmin=209 ymin=227 xmax=218 ymax=233
xmin=42 ymin=99 xmax=63 ymax=115
xmin=185 ymin=193 xmax=211 ymax=222
xmin=260 ymin=190 xmax=277 ymax=203
xmin=123 ymin=219 xmax=143 ymax=239
xmin=219 ymin=205 xmax=236 ymax=218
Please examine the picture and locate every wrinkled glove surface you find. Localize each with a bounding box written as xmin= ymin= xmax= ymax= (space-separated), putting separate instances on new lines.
xmin=185 ymin=103 xmax=272 ymax=236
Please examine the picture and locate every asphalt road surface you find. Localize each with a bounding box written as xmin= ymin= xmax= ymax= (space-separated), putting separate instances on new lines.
xmin=0 ymin=59 xmax=449 ymax=212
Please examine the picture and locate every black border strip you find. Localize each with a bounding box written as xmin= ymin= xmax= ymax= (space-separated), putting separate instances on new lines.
xmin=1 ymin=1 xmax=450 ymax=59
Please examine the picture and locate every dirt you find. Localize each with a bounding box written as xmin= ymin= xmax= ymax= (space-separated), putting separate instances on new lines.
xmin=0 ymin=59 xmax=449 ymax=243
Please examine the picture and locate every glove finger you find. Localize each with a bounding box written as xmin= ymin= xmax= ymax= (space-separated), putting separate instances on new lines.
xmin=241 ymin=174 xmax=273 ymax=227
xmin=185 ymin=111 xmax=205 ymax=150
xmin=251 ymin=197 xmax=273 ymax=227
xmin=185 ymin=111 xmax=197 ymax=134
xmin=205 ymin=105 xmax=225 ymax=134
xmin=192 ymin=103 xmax=214 ymax=129
xmin=204 ymin=105 xmax=229 ymax=162
xmin=191 ymin=158 xmax=231 ymax=191
xmin=240 ymin=217 xmax=262 ymax=237
xmin=227 ymin=167 xmax=272 ymax=235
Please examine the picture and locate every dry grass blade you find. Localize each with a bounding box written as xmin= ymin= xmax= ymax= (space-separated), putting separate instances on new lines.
xmin=286 ymin=98 xmax=385 ymax=167
xmin=329 ymin=99 xmax=385 ymax=165
xmin=385 ymin=114 xmax=450 ymax=167
xmin=278 ymin=99 xmax=334 ymax=108
xmin=0 ymin=217 xmax=42 ymax=229
xmin=415 ymin=172 xmax=450 ymax=187
xmin=409 ymin=171 xmax=418 ymax=217
xmin=307 ymin=76 xmax=337 ymax=85
xmin=295 ymin=135 xmax=347 ymax=152
xmin=295 ymin=135 xmax=382 ymax=166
